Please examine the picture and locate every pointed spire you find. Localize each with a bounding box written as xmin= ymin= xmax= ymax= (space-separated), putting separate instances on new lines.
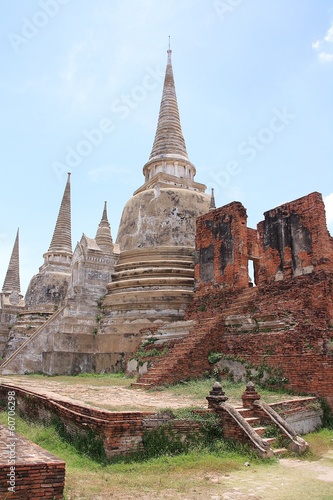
xmin=2 ymin=229 xmax=21 ymax=294
xmin=137 ymin=46 xmax=206 ymax=196
xmin=48 ymin=172 xmax=72 ymax=254
xmin=209 ymin=188 xmax=216 ymax=211
xmin=149 ymin=47 xmax=189 ymax=162
xmin=95 ymin=201 xmax=113 ymax=252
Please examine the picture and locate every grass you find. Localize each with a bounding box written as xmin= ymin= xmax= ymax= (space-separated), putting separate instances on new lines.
xmin=0 ymin=411 xmax=258 ymax=499
xmin=302 ymin=428 xmax=333 ymax=459
xmin=158 ymin=377 xmax=297 ymax=405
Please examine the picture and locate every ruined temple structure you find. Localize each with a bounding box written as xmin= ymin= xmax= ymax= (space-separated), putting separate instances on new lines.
xmin=134 ymin=193 xmax=333 ymax=409
xmin=1 ymin=49 xmax=333 ymax=410
xmin=0 ymin=48 xmax=210 ymax=373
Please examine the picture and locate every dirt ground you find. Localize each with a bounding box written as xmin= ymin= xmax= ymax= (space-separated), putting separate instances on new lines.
xmin=0 ymin=375 xmax=207 ymax=411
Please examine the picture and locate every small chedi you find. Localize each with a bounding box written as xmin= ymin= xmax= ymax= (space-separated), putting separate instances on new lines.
xmin=1 ymin=49 xmax=333 ymax=411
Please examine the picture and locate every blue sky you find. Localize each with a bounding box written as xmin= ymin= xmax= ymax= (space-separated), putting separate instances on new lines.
xmin=1 ymin=0 xmax=333 ymax=294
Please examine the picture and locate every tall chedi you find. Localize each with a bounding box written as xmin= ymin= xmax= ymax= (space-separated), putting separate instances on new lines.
xmin=116 ymin=47 xmax=209 ymax=249
xmin=25 ymin=173 xmax=73 ymax=311
xmin=0 ymin=229 xmax=24 ymax=308
xmin=0 ymin=230 xmax=24 ymax=358
xmin=100 ymin=47 xmax=210 ymax=366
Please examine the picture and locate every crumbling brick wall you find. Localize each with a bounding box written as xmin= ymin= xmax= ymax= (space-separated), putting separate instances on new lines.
xmin=194 ymin=271 xmax=333 ymax=409
xmin=257 ymin=192 xmax=333 ymax=284
xmin=190 ymin=192 xmax=333 ymax=409
xmin=0 ymin=385 xmax=208 ymax=459
xmin=194 ymin=202 xmax=249 ymax=290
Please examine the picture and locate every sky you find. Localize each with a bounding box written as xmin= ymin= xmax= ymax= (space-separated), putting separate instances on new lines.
xmin=0 ymin=0 xmax=333 ymax=294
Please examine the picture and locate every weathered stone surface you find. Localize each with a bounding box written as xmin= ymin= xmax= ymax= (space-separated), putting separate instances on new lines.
xmin=116 ymin=187 xmax=209 ymax=251
xmin=24 ymin=272 xmax=70 ymax=310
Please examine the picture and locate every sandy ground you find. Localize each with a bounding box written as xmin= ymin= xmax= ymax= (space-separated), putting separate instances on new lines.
xmin=0 ymin=375 xmax=206 ymax=411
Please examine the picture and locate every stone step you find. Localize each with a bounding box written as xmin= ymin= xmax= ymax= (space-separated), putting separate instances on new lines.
xmin=131 ymin=382 xmax=153 ymax=389
xmin=108 ymin=276 xmax=194 ymax=290
xmin=234 ymin=407 xmax=253 ymax=417
xmin=244 ymin=417 xmax=261 ymax=425
xmin=263 ymin=437 xmax=276 ymax=446
xmin=115 ymin=259 xmax=194 ymax=272
xmin=273 ymin=447 xmax=288 ymax=456
xmin=253 ymin=426 xmax=267 ymax=436
xmin=113 ymin=267 xmax=194 ymax=281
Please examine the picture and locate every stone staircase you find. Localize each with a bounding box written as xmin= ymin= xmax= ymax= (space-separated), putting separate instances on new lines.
xmin=2 ymin=311 xmax=52 ymax=361
xmin=132 ymin=316 xmax=219 ymax=388
xmin=0 ymin=307 xmax=66 ymax=374
xmin=235 ymin=406 xmax=288 ymax=456
xmin=221 ymin=287 xmax=292 ymax=335
xmin=206 ymin=382 xmax=308 ymax=458
xmin=132 ymin=287 xmax=258 ymax=388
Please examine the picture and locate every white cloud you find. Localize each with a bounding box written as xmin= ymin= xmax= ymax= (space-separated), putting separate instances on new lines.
xmin=312 ymin=22 xmax=333 ymax=63
xmin=318 ymin=51 xmax=333 ymax=63
xmin=312 ymin=40 xmax=321 ymax=50
xmin=324 ymin=23 xmax=333 ymax=43
xmin=324 ymin=193 xmax=333 ymax=233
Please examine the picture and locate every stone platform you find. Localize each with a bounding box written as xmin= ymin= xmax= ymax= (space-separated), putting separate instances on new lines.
xmin=0 ymin=424 xmax=65 ymax=499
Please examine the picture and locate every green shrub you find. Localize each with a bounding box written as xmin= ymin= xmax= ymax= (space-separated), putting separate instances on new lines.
xmin=208 ymin=352 xmax=222 ymax=364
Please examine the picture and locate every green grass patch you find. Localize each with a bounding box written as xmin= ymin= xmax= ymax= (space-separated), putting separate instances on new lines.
xmin=0 ymin=411 xmax=259 ymax=499
xmin=302 ymin=428 xmax=333 ymax=460
xmin=0 ymin=411 xmax=101 ymax=470
xmin=158 ymin=377 xmax=296 ymax=405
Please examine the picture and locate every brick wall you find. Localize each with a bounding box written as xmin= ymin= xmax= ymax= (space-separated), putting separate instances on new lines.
xmin=197 ymin=272 xmax=333 ymax=408
xmin=0 ymin=424 xmax=65 ymax=500
xmin=189 ymin=192 xmax=333 ymax=409
xmin=0 ymin=385 xmax=208 ymax=459
xmin=195 ymin=202 xmax=249 ymax=290
xmin=257 ymin=192 xmax=333 ymax=284
xmin=0 ymin=385 xmax=153 ymax=458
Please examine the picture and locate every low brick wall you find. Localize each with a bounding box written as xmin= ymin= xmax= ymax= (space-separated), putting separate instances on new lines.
xmin=270 ymin=398 xmax=323 ymax=434
xmin=0 ymin=424 xmax=65 ymax=500
xmin=0 ymin=385 xmax=208 ymax=459
xmin=0 ymin=384 xmax=154 ymax=458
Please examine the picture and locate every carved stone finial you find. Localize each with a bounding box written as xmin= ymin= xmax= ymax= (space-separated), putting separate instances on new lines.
xmin=206 ymin=381 xmax=228 ymax=408
xmin=242 ymin=381 xmax=261 ymax=409
xmin=246 ymin=381 xmax=255 ymax=391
